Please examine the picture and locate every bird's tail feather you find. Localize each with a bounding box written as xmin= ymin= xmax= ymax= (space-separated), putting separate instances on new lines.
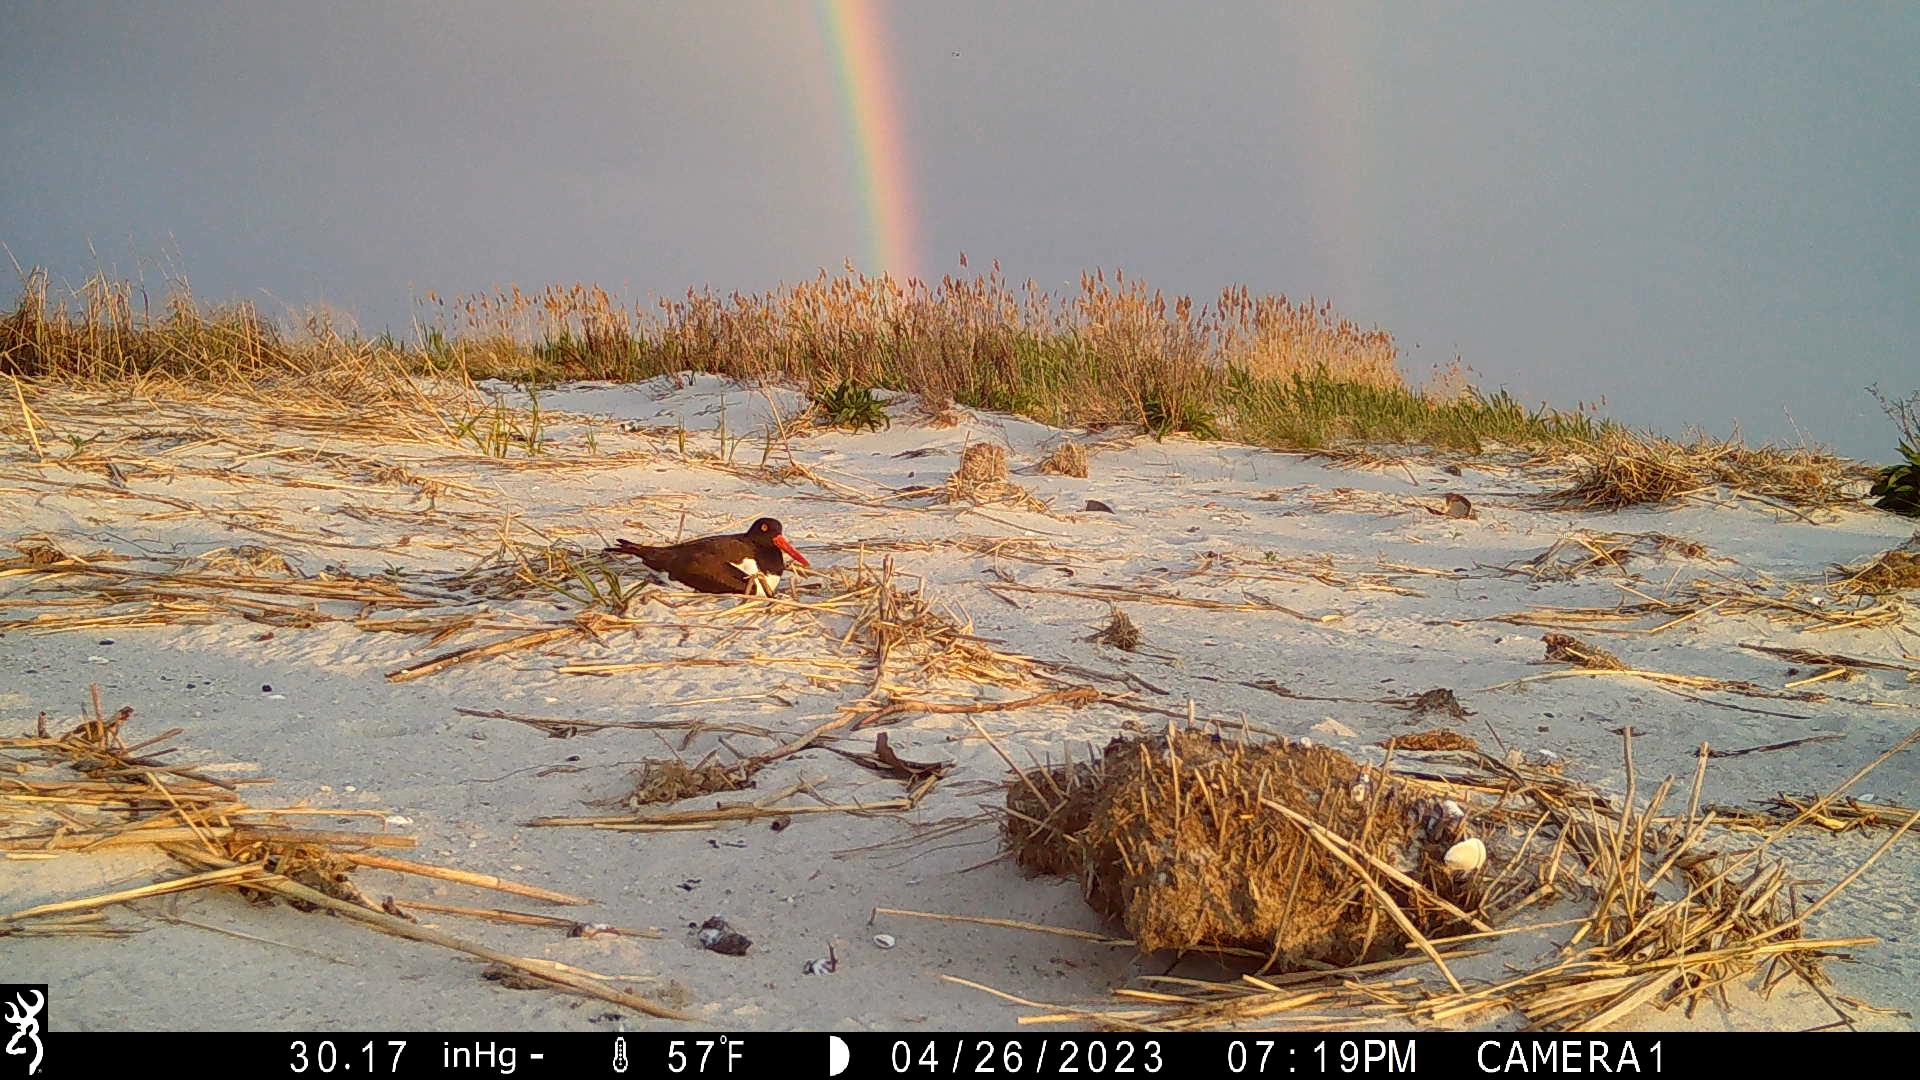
xmin=607 ymin=539 xmax=661 ymax=564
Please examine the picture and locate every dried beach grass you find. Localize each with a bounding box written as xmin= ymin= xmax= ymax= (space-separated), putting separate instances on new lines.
xmin=937 ymin=441 xmax=1045 ymax=510
xmin=1704 ymin=440 xmax=1867 ymax=509
xmin=625 ymin=759 xmax=755 ymax=807
xmin=953 ymin=441 xmax=1008 ymax=485
xmin=1542 ymin=632 xmax=1627 ymax=670
xmin=1547 ymin=435 xmax=1703 ymax=510
xmin=1089 ymin=608 xmax=1142 ymax=651
xmin=1004 ymin=731 xmax=1483 ymax=969
xmin=1381 ymin=729 xmax=1479 ymax=753
xmin=1544 ymin=433 xmax=1866 ymax=513
xmin=1829 ymin=547 xmax=1920 ymax=597
xmin=913 ymin=390 xmax=965 ymax=428
xmin=972 ymin=727 xmax=1914 ymax=1031
xmin=196 ymin=545 xmax=302 ymax=578
xmin=0 ymin=690 xmax=692 ymax=1019
xmin=1711 ymin=794 xmax=1920 ymax=836
xmin=1511 ymin=530 xmax=1709 ymax=581
xmin=1037 ymin=441 xmax=1089 ymax=478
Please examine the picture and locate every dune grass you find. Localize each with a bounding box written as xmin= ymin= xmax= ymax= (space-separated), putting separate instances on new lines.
xmin=411 ymin=264 xmax=1617 ymax=451
xmin=0 ymin=263 xmax=1641 ymax=455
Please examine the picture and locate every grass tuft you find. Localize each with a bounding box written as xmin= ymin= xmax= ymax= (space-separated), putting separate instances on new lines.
xmin=1036 ymin=440 xmax=1089 ymax=478
xmin=1549 ymin=434 xmax=1703 ymax=510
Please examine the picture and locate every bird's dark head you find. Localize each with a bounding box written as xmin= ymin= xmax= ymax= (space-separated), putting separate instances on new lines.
xmin=750 ymin=517 xmax=808 ymax=566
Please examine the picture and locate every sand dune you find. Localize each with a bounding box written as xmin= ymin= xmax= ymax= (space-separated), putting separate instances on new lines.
xmin=3 ymin=376 xmax=1915 ymax=1032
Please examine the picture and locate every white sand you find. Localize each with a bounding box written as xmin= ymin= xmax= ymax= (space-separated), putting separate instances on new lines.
xmin=3 ymin=376 xmax=1915 ymax=1032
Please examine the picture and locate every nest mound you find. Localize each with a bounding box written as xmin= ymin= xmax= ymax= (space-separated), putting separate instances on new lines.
xmin=1006 ymin=732 xmax=1480 ymax=965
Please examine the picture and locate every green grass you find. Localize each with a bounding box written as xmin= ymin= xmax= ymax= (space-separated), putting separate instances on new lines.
xmin=1866 ymin=386 xmax=1920 ymax=516
xmin=1870 ymin=441 xmax=1920 ymax=515
xmin=450 ymin=384 xmax=545 ymax=457
xmin=1232 ymin=371 xmax=1615 ymax=451
xmin=810 ymin=377 xmax=890 ymax=432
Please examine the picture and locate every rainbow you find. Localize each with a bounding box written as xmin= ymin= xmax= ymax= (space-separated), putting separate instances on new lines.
xmin=817 ymin=0 xmax=920 ymax=278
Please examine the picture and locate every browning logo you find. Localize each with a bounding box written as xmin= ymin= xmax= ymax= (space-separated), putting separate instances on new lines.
xmin=2 ymin=987 xmax=44 ymax=1078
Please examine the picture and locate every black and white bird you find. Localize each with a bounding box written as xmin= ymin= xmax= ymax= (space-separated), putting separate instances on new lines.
xmin=607 ymin=517 xmax=809 ymax=596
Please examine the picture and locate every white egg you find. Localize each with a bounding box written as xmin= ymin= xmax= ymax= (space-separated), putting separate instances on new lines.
xmin=1444 ymin=837 xmax=1487 ymax=874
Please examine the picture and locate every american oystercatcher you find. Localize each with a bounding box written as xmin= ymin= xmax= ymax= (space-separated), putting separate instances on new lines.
xmin=607 ymin=517 xmax=809 ymax=596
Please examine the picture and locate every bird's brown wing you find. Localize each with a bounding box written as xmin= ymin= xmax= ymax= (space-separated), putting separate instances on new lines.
xmin=610 ymin=536 xmax=754 ymax=594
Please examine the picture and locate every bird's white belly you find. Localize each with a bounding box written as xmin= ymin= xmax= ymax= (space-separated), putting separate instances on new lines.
xmin=731 ymin=558 xmax=781 ymax=596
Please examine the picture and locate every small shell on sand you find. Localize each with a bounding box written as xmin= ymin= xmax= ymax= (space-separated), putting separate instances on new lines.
xmin=1444 ymin=836 xmax=1487 ymax=874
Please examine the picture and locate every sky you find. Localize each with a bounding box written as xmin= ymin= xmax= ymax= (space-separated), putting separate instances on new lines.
xmin=3 ymin=1 xmax=1915 ymax=457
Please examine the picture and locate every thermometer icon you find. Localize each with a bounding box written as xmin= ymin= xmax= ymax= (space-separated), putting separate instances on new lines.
xmin=613 ymin=1036 xmax=629 ymax=1074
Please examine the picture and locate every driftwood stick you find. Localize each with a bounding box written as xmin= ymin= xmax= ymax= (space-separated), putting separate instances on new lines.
xmin=338 ymin=852 xmax=591 ymax=906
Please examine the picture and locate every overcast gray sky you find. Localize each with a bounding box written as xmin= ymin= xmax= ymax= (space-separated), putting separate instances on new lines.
xmin=3 ymin=2 xmax=1915 ymax=456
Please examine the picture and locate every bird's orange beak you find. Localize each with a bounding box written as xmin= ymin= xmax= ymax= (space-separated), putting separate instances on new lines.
xmin=774 ymin=534 xmax=809 ymax=567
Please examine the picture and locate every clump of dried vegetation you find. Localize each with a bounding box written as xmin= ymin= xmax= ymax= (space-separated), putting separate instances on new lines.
xmin=1037 ymin=440 xmax=1089 ymax=478
xmin=1541 ymin=631 xmax=1627 ymax=670
xmin=625 ymin=759 xmax=756 ymax=806
xmin=951 ymin=441 xmax=1009 ymax=486
xmin=1546 ymin=431 xmax=1867 ymax=512
xmin=1005 ymin=732 xmax=1481 ymax=967
xmin=1089 ymin=608 xmax=1142 ymax=651
xmin=983 ymin=726 xmax=1916 ymax=1031
xmin=1829 ymin=547 xmax=1920 ymax=596
xmin=939 ymin=441 xmax=1045 ymax=510
xmin=1547 ymin=433 xmax=1708 ymax=509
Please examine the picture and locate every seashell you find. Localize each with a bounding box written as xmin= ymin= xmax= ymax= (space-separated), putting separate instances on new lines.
xmin=802 ymin=957 xmax=837 ymax=975
xmin=1444 ymin=837 xmax=1487 ymax=874
xmin=1441 ymin=799 xmax=1466 ymax=821
xmin=873 ymin=934 xmax=897 ymax=949
xmin=1349 ymin=779 xmax=1372 ymax=803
